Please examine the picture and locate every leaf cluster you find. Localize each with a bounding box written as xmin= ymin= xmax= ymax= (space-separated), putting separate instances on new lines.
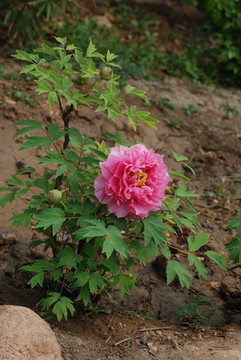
xmin=226 ymin=173 xmax=241 ymax=269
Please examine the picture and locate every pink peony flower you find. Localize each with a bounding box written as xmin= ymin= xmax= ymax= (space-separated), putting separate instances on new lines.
xmin=94 ymin=144 xmax=169 ymax=219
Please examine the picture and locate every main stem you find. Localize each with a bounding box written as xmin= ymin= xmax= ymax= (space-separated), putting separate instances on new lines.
xmin=55 ymin=96 xmax=74 ymax=189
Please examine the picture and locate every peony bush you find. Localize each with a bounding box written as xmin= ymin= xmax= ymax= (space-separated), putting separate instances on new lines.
xmin=0 ymin=38 xmax=227 ymax=321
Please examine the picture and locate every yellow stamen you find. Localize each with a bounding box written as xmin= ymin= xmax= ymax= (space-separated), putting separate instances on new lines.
xmin=136 ymin=171 xmax=147 ymax=187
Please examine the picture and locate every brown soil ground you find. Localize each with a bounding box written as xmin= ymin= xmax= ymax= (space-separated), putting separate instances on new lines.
xmin=0 ymin=2 xmax=241 ymax=359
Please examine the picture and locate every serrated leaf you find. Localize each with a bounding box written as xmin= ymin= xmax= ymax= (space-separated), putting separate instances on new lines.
xmin=188 ymin=253 xmax=208 ymax=279
xmin=34 ymin=208 xmax=66 ymax=235
xmin=74 ymin=225 xmax=107 ymax=241
xmin=16 ymin=166 xmax=35 ymax=174
xmin=168 ymin=170 xmax=190 ymax=181
xmin=52 ymin=300 xmax=67 ymax=321
xmin=28 ymin=273 xmax=44 ymax=288
xmin=125 ymin=84 xmax=135 ymax=93
xmin=56 ymin=165 xmax=67 ymax=178
xmin=13 ymin=119 xmax=42 ymax=138
xmin=41 ymin=292 xmax=60 ymax=311
xmin=12 ymin=50 xmax=33 ymax=62
xmin=103 ymin=225 xmax=130 ymax=259
xmin=87 ymin=39 xmax=96 ymax=57
xmin=166 ymin=260 xmax=192 ymax=287
xmin=106 ymin=49 xmax=118 ymax=62
xmin=34 ymin=46 xmax=56 ymax=56
xmin=225 ymin=237 xmax=241 ymax=264
xmin=205 ymin=251 xmax=227 ymax=271
xmin=57 ymin=247 xmax=77 ymax=269
xmin=35 ymin=79 xmax=52 ymax=94
xmin=74 ymin=272 xmax=90 ymax=287
xmin=188 ymin=231 xmax=210 ymax=252
xmin=73 ymin=49 xmax=83 ymax=63
xmin=100 ymin=258 xmax=119 ymax=273
xmin=143 ymin=215 xmax=171 ymax=259
xmin=20 ymin=64 xmax=37 ymax=74
xmin=227 ymin=217 xmax=241 ymax=231
xmin=48 ymin=91 xmax=58 ymax=109
xmin=120 ymin=274 xmax=133 ymax=297
xmin=0 ymin=192 xmax=16 ymax=207
xmin=19 ymin=136 xmax=52 ymax=150
xmin=175 ymin=184 xmax=199 ymax=198
xmin=171 ymin=150 xmax=188 ymax=162
xmin=52 ymin=36 xmax=67 ymax=45
xmin=89 ymin=276 xmax=98 ymax=294
xmin=46 ymin=123 xmax=64 ymax=140
xmin=76 ymin=284 xmax=91 ymax=305
xmin=9 ymin=212 xmax=31 ymax=227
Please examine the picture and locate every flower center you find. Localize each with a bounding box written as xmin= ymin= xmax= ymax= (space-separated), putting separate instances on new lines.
xmin=135 ymin=170 xmax=147 ymax=187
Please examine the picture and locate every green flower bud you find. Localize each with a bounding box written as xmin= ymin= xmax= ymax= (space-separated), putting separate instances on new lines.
xmin=100 ymin=67 xmax=113 ymax=80
xmin=48 ymin=190 xmax=62 ymax=203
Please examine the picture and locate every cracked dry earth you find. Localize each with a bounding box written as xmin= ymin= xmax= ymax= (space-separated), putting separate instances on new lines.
xmin=0 ymin=58 xmax=241 ymax=359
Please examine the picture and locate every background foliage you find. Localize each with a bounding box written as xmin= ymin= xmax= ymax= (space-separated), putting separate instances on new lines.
xmin=2 ymin=0 xmax=241 ymax=85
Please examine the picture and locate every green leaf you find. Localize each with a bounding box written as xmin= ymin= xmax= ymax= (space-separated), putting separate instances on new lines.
xmin=52 ymin=300 xmax=67 ymax=321
xmin=205 ymin=251 xmax=227 ymax=271
xmin=76 ymin=284 xmax=91 ymax=305
xmin=132 ymin=240 xmax=149 ymax=265
xmin=74 ymin=224 xmax=107 ymax=241
xmin=0 ymin=192 xmax=16 ymax=207
xmin=225 ymin=236 xmax=241 ymax=264
xmin=87 ymin=39 xmax=97 ymax=57
xmin=227 ymin=217 xmax=241 ymax=231
xmin=125 ymin=84 xmax=135 ymax=93
xmin=46 ymin=124 xmax=64 ymax=140
xmin=48 ymin=91 xmax=58 ymax=109
xmin=171 ymin=150 xmax=188 ymax=162
xmin=35 ymin=79 xmax=52 ymax=94
xmin=175 ymin=184 xmax=199 ymax=198
xmin=34 ymin=46 xmax=56 ymax=57
xmin=41 ymin=292 xmax=60 ymax=311
xmin=16 ymin=166 xmax=35 ymax=174
xmin=74 ymin=272 xmax=90 ymax=287
xmin=52 ymin=36 xmax=67 ymax=45
xmin=166 ymin=260 xmax=192 ymax=287
xmin=74 ymin=49 xmax=83 ymax=63
xmin=57 ymin=247 xmax=77 ymax=269
xmin=100 ymin=258 xmax=119 ymax=273
xmin=89 ymin=276 xmax=98 ymax=294
xmin=103 ymin=225 xmax=130 ymax=259
xmin=34 ymin=208 xmax=66 ymax=235
xmin=20 ymin=64 xmax=37 ymax=74
xmin=51 ymin=269 xmax=63 ymax=281
xmin=188 ymin=231 xmax=210 ymax=252
xmin=28 ymin=273 xmax=44 ymax=289
xmin=168 ymin=170 xmax=190 ymax=181
xmin=13 ymin=119 xmax=42 ymax=138
xmin=188 ymin=253 xmax=208 ymax=279
xmin=66 ymin=44 xmax=77 ymax=51
xmin=6 ymin=175 xmax=24 ymax=186
xmin=9 ymin=212 xmax=31 ymax=227
xmin=12 ymin=50 xmax=33 ymax=62
xmin=19 ymin=136 xmax=52 ymax=150
xmin=106 ymin=49 xmax=118 ymax=62
xmin=143 ymin=215 xmax=171 ymax=259
xmin=56 ymin=165 xmax=67 ymax=178
xmin=120 ymin=274 xmax=134 ymax=297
